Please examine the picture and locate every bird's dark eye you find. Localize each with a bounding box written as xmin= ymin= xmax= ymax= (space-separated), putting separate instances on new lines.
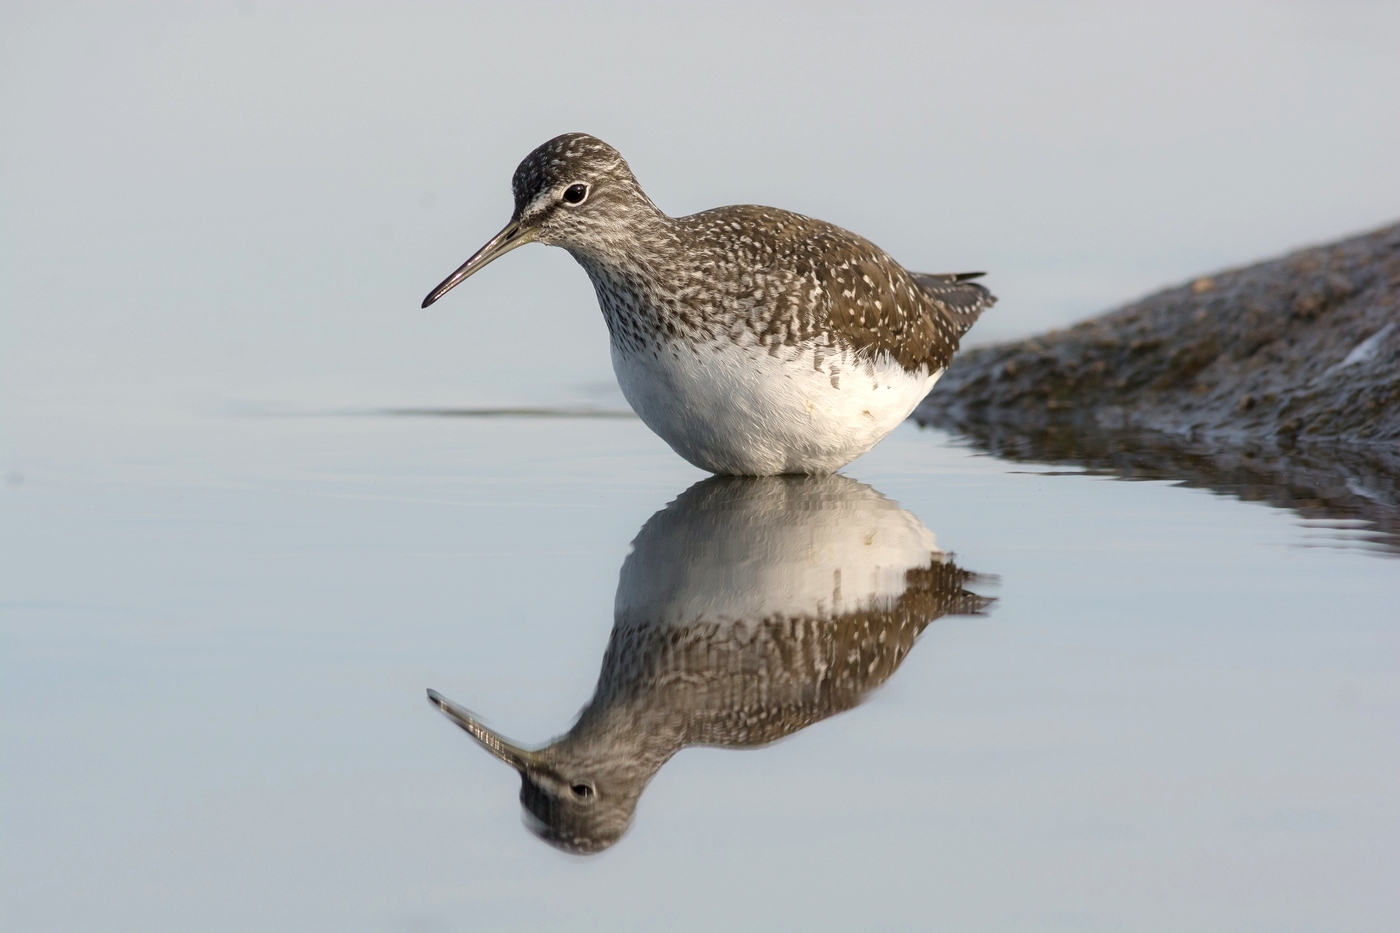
xmin=570 ymin=782 xmax=594 ymax=798
xmin=562 ymin=183 xmax=589 ymax=205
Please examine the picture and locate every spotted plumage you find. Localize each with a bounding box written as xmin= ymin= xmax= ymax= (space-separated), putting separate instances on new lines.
xmin=423 ymin=133 xmax=995 ymax=474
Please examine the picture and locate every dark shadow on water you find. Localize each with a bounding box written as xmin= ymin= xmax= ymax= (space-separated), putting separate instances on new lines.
xmin=914 ymin=414 xmax=1400 ymax=556
xmin=427 ymin=474 xmax=993 ymax=854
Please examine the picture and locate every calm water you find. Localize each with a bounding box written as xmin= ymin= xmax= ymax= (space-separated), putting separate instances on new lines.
xmin=3 ymin=412 xmax=1396 ymax=932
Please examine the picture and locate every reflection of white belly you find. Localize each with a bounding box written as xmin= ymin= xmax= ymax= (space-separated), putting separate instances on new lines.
xmin=612 ymin=338 xmax=940 ymax=476
xmin=616 ymin=473 xmax=942 ymax=627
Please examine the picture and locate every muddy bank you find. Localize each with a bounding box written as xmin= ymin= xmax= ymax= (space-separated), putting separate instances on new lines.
xmin=917 ymin=222 xmax=1400 ymax=446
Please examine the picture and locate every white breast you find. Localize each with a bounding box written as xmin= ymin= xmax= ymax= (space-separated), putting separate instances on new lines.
xmin=612 ymin=337 xmax=940 ymax=475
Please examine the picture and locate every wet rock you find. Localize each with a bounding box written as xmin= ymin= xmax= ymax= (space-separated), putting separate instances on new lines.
xmin=917 ymin=222 xmax=1400 ymax=447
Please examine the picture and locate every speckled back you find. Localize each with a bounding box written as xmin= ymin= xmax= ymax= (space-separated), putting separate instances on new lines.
xmin=575 ymin=203 xmax=995 ymax=374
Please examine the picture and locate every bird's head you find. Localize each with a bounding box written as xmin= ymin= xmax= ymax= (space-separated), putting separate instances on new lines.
xmin=421 ymin=133 xmax=658 ymax=308
xmin=426 ymin=688 xmax=644 ymax=854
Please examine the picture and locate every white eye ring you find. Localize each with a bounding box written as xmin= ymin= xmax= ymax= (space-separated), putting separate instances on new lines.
xmin=561 ymin=183 xmax=589 ymax=206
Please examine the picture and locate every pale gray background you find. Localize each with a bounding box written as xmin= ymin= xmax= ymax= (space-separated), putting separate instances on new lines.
xmin=3 ymin=1 xmax=1399 ymax=438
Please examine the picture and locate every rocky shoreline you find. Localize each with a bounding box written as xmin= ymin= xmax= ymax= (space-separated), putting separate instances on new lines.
xmin=914 ymin=222 xmax=1400 ymax=553
xmin=917 ymin=222 xmax=1400 ymax=447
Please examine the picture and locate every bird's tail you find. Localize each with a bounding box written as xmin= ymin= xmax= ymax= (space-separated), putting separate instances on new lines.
xmin=911 ymin=272 xmax=996 ymax=340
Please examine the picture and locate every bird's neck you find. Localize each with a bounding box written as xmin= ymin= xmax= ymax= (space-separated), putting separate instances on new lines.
xmin=564 ymin=208 xmax=677 ymax=279
xmin=565 ymin=214 xmax=705 ymax=346
xmin=547 ymin=697 xmax=688 ymax=787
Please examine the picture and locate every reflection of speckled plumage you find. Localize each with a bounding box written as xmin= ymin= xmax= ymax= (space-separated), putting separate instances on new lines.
xmin=425 ymin=133 xmax=995 ymax=474
xmin=429 ymin=475 xmax=993 ymax=854
xmin=597 ymin=557 xmax=990 ymax=749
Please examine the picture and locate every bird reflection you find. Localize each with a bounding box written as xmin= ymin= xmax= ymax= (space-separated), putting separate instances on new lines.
xmin=428 ymin=474 xmax=992 ymax=854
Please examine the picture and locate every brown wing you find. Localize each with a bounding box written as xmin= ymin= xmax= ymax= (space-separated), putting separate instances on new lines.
xmin=779 ymin=220 xmax=996 ymax=373
xmin=673 ymin=206 xmax=995 ymax=374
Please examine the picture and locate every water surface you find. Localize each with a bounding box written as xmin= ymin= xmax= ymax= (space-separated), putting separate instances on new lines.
xmin=3 ymin=413 xmax=1396 ymax=932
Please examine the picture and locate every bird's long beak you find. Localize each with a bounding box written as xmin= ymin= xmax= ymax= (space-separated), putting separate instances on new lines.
xmin=427 ymin=688 xmax=542 ymax=772
xmin=421 ymin=218 xmax=535 ymax=308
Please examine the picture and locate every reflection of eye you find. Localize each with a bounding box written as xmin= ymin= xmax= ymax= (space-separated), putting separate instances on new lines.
xmin=570 ymin=782 xmax=594 ymax=798
xmin=562 ymin=183 xmax=589 ymax=205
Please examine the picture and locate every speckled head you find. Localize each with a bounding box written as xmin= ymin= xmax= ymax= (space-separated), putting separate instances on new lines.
xmin=421 ymin=133 xmax=660 ymax=308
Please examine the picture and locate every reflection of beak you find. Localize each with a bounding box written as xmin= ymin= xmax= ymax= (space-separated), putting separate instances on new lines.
xmin=427 ymin=688 xmax=541 ymax=772
xmin=420 ymin=218 xmax=535 ymax=308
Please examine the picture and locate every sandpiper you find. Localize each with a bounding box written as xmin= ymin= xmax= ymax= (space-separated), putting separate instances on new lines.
xmin=422 ymin=133 xmax=994 ymax=475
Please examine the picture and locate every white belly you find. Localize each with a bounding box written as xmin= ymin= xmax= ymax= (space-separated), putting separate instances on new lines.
xmin=612 ymin=338 xmax=939 ymax=475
